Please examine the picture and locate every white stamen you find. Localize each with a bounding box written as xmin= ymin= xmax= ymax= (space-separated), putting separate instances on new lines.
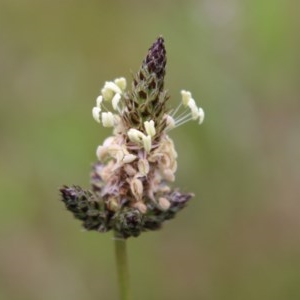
xmin=174 ymin=114 xmax=194 ymax=127
xmin=198 ymin=107 xmax=205 ymax=124
xmin=191 ymin=106 xmax=200 ymax=120
xmin=101 ymin=112 xmax=114 ymax=127
xmin=142 ymin=135 xmax=152 ymax=153
xmin=144 ymin=120 xmax=156 ymax=137
xmin=104 ymin=81 xmax=122 ymax=94
xmin=123 ymin=154 xmax=137 ymax=163
xmin=174 ymin=106 xmax=189 ymax=120
xmin=92 ymin=107 xmax=101 ymax=123
xmin=165 ymin=115 xmax=176 ymax=130
xmin=96 ymin=145 xmax=107 ymax=160
xmin=112 ymin=93 xmax=121 ymax=110
xmin=174 ymin=109 xmax=193 ymax=124
xmin=127 ymin=128 xmax=145 ymax=144
xmin=181 ymin=90 xmax=192 ymax=106
xmin=187 ymin=98 xmax=196 ymax=109
xmin=170 ymin=102 xmax=182 ymax=117
xmin=101 ymin=87 xmax=114 ymax=101
xmin=114 ymin=77 xmax=127 ymax=91
xmin=187 ymin=99 xmax=199 ymax=120
xmin=96 ymin=95 xmax=103 ymax=108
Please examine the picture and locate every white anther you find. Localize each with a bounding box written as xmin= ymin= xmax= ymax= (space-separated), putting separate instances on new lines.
xmin=104 ymin=81 xmax=122 ymax=94
xmin=187 ymin=98 xmax=200 ymax=120
xmin=101 ymin=86 xmax=114 ymax=101
xmin=191 ymin=105 xmax=200 ymax=120
xmin=101 ymin=112 xmax=114 ymax=127
xmin=144 ymin=120 xmax=156 ymax=137
xmin=114 ymin=77 xmax=127 ymax=91
xmin=165 ymin=115 xmax=176 ymax=130
xmin=92 ymin=107 xmax=101 ymax=123
xmin=123 ymin=154 xmax=137 ymax=163
xmin=181 ymin=90 xmax=192 ymax=106
xmin=96 ymin=145 xmax=107 ymax=160
xmin=198 ymin=107 xmax=205 ymax=124
xmin=187 ymin=98 xmax=196 ymax=110
xmin=96 ymin=95 xmax=103 ymax=108
xmin=112 ymin=93 xmax=121 ymax=110
xmin=127 ymin=128 xmax=145 ymax=144
xmin=142 ymin=135 xmax=152 ymax=153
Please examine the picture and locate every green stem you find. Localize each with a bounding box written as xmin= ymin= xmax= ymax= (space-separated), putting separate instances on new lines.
xmin=114 ymin=232 xmax=131 ymax=300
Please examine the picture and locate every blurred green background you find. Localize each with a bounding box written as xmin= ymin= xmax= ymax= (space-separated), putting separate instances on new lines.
xmin=1 ymin=1 xmax=299 ymax=299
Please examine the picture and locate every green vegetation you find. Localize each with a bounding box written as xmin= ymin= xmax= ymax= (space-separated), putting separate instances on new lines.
xmin=0 ymin=1 xmax=299 ymax=299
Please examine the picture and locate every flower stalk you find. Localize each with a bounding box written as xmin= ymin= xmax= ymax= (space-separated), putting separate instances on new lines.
xmin=114 ymin=233 xmax=131 ymax=300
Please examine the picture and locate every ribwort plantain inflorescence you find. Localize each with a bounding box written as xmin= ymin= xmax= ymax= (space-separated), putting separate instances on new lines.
xmin=60 ymin=37 xmax=205 ymax=239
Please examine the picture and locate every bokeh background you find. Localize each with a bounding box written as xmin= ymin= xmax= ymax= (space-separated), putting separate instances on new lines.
xmin=1 ymin=1 xmax=299 ymax=299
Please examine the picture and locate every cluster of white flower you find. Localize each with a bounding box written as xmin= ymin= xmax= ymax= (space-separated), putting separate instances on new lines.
xmin=127 ymin=120 xmax=156 ymax=153
xmin=61 ymin=38 xmax=203 ymax=238
xmin=92 ymin=77 xmax=127 ymax=127
xmin=92 ymin=78 xmax=204 ymax=155
xmin=166 ymin=90 xmax=205 ymax=130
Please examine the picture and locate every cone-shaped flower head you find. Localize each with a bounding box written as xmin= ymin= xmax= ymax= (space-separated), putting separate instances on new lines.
xmin=60 ymin=37 xmax=205 ymax=239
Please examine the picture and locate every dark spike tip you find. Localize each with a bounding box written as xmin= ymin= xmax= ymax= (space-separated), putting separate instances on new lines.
xmin=144 ymin=36 xmax=166 ymax=80
xmin=60 ymin=185 xmax=80 ymax=202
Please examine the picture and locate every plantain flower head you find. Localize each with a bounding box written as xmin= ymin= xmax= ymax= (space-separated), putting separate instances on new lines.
xmin=60 ymin=37 xmax=205 ymax=238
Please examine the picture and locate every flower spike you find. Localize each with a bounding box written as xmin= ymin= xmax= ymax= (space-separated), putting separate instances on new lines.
xmin=61 ymin=37 xmax=204 ymax=239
